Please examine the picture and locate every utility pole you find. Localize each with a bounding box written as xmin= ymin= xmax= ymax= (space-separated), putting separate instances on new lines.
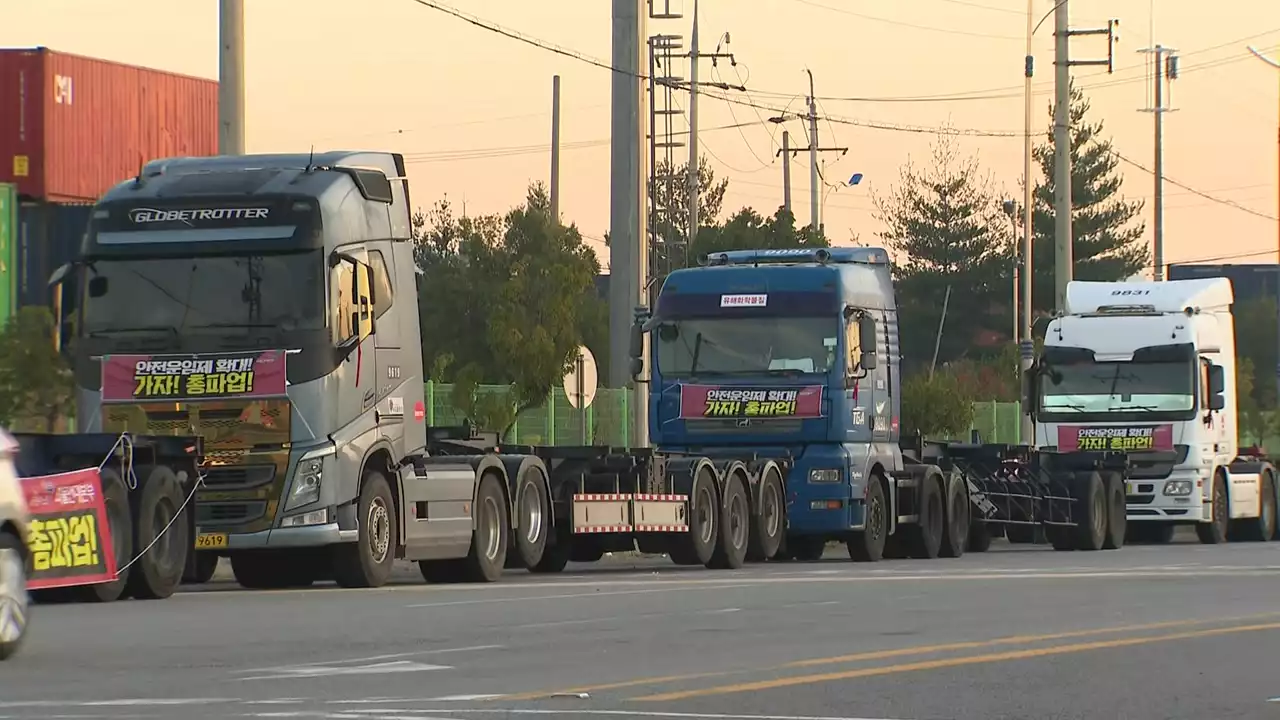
xmin=218 ymin=0 xmax=245 ymax=155
xmin=1052 ymin=5 xmax=1119 ymax=311
xmin=686 ymin=0 xmax=700 ymax=244
xmin=610 ymin=0 xmax=648 ymax=447
xmin=780 ymin=71 xmax=846 ymax=233
xmin=778 ymin=130 xmax=792 ymax=213
xmin=1139 ymin=45 xmax=1178 ymax=280
xmin=1020 ymin=0 xmax=1035 ymax=447
xmin=550 ymin=74 xmax=561 ymax=222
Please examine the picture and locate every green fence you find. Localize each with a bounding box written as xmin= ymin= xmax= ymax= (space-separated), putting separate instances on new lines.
xmin=426 ymin=382 xmax=1025 ymax=447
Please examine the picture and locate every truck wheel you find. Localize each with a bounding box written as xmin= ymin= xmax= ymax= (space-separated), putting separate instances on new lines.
xmin=461 ymin=473 xmax=509 ymax=582
xmin=1196 ymin=472 xmax=1229 ymax=545
xmin=966 ymin=521 xmax=992 ymax=553
xmin=1246 ymin=471 xmax=1276 ymax=542
xmin=939 ymin=478 xmax=968 ymax=558
xmin=746 ymin=468 xmax=784 ymax=562
xmin=333 ymin=470 xmax=397 ymax=589
xmin=66 ymin=467 xmax=132 ymax=603
xmin=1102 ymin=472 xmax=1126 ymax=550
xmin=1071 ymin=471 xmax=1107 ymax=551
xmin=847 ymin=476 xmax=887 ymax=562
xmin=187 ymin=553 xmax=219 ymax=584
xmin=510 ymin=469 xmax=548 ymax=568
xmin=0 ymin=532 xmax=29 ymax=661
xmin=529 ymin=538 xmax=570 ymax=574
xmin=125 ymin=465 xmax=190 ymax=600
xmin=904 ymin=474 xmax=944 ymax=559
xmin=709 ymin=476 xmax=750 ymax=569
xmin=670 ymin=467 xmax=719 ymax=566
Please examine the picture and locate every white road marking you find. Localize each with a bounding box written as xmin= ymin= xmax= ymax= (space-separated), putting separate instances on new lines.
xmin=236 ymin=645 xmax=502 ymax=676
xmin=405 ymin=585 xmax=754 ymax=608
xmin=0 ymin=699 xmax=233 ymax=709
xmin=332 ymin=708 xmax=913 ymax=720
xmin=238 ymin=660 xmax=452 ymax=682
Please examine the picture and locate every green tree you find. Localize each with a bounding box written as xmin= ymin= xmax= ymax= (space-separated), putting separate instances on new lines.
xmin=1030 ymin=82 xmax=1148 ymax=315
xmin=873 ymin=132 xmax=1014 ymax=373
xmin=690 ymin=206 xmax=828 ymax=259
xmin=0 ymin=307 xmax=75 ymax=432
xmin=1233 ymin=296 xmax=1277 ymax=411
xmin=413 ymin=183 xmax=601 ymax=436
xmin=900 ymin=368 xmax=976 ymax=440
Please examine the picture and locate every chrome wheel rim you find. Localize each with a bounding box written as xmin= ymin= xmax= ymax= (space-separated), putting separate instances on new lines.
xmin=696 ymin=485 xmax=715 ymax=546
xmin=482 ymin=495 xmax=502 ymax=561
xmin=729 ymin=488 xmax=748 ymax=549
xmin=368 ymin=497 xmax=391 ymax=564
xmin=522 ymin=484 xmax=544 ymax=546
xmin=0 ymin=548 xmax=27 ymax=646
xmin=763 ymin=480 xmax=781 ymax=538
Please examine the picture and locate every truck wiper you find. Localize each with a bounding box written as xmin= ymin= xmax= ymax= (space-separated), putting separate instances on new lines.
xmin=89 ymin=325 xmax=180 ymax=337
xmin=1114 ymin=404 xmax=1160 ymax=411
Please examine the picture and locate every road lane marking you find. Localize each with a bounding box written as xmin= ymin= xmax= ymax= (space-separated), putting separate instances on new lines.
xmin=328 ymin=710 xmax=912 ymax=720
xmin=505 ymin=611 xmax=1280 ymax=700
xmin=405 ymin=585 xmax=754 ymax=608
xmin=633 ymin=620 xmax=1280 ymax=701
xmin=238 ymin=645 xmax=503 ymax=672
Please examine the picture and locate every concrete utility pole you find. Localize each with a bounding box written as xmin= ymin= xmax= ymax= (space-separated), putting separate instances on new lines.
xmin=550 ymin=74 xmax=562 ymax=221
xmin=780 ymin=71 xmax=847 ymax=233
xmin=218 ymin=0 xmax=245 ymax=155
xmin=1051 ymin=5 xmax=1119 ymax=311
xmin=609 ymin=0 xmax=648 ymax=447
xmin=1139 ymin=45 xmax=1178 ymax=280
xmin=1019 ymin=0 xmax=1034 ymax=447
xmin=686 ymin=0 xmax=700 ymax=243
xmin=779 ymin=130 xmax=793 ymax=213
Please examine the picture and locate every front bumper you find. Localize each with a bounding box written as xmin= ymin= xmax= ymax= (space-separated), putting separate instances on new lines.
xmin=1125 ymin=469 xmax=1207 ymax=522
xmin=212 ymin=522 xmax=359 ymax=550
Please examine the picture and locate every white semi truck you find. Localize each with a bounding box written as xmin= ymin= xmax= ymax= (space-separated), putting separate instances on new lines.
xmin=1030 ymin=278 xmax=1279 ymax=544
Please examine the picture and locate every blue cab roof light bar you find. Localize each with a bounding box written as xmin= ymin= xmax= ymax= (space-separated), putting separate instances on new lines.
xmin=702 ymin=247 xmax=889 ymax=267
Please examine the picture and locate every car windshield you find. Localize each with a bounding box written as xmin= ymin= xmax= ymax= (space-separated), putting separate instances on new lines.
xmin=1040 ymin=360 xmax=1196 ymax=414
xmin=81 ymin=251 xmax=324 ymax=336
xmin=655 ymin=317 xmax=838 ymax=378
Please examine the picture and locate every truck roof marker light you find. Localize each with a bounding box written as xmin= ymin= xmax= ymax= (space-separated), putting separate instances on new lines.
xmin=705 ymin=247 xmax=887 ymax=267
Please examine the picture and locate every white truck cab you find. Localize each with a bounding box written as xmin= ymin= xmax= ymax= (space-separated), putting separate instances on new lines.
xmin=1032 ymin=279 xmax=1278 ymax=544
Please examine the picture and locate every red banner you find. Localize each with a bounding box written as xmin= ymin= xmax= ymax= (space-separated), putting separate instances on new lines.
xmin=1057 ymin=424 xmax=1175 ymax=453
xmin=101 ymin=350 xmax=288 ymax=403
xmin=679 ymin=384 xmax=825 ymax=420
xmin=20 ymin=468 xmax=118 ymax=590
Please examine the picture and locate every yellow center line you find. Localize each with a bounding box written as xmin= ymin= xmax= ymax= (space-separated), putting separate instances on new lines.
xmin=497 ymin=610 xmax=1280 ymax=701
xmin=633 ymin=620 xmax=1280 ymax=702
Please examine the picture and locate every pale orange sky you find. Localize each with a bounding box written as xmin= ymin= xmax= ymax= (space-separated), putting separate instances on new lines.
xmin=4 ymin=0 xmax=1277 ymax=275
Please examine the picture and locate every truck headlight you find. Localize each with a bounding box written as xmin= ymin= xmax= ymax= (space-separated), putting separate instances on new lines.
xmin=1164 ymin=480 xmax=1193 ymax=496
xmin=285 ymin=456 xmax=325 ymax=511
xmin=809 ymin=468 xmax=841 ymax=484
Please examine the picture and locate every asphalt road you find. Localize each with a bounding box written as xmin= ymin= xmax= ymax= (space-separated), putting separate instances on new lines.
xmin=3 ymin=539 xmax=1280 ymax=720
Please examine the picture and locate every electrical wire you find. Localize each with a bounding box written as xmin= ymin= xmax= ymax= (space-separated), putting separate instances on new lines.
xmin=786 ymin=0 xmax=1023 ymax=40
xmin=1107 ymin=150 xmax=1280 ymax=222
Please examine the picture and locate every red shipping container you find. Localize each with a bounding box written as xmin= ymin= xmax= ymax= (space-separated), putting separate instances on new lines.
xmin=0 ymin=47 xmax=218 ymax=202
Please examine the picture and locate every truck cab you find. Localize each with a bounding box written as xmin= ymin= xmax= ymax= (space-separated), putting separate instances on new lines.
xmin=639 ymin=247 xmax=904 ymax=559
xmin=1032 ymin=279 xmax=1278 ymax=544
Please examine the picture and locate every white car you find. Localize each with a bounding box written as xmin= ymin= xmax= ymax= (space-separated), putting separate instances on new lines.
xmin=0 ymin=429 xmax=28 ymax=660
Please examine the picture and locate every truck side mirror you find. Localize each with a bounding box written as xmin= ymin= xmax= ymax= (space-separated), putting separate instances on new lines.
xmin=1023 ymin=365 xmax=1039 ymax=415
xmin=629 ymin=320 xmax=644 ymax=360
xmin=858 ymin=315 xmax=877 ymax=370
xmin=1203 ymin=363 xmax=1223 ymax=409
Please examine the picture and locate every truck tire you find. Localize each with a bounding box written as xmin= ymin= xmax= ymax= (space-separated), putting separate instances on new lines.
xmin=461 ymin=473 xmax=509 ymax=582
xmin=230 ymin=550 xmax=317 ymax=589
xmin=1102 ymin=471 xmax=1126 ymax=550
xmin=511 ymin=469 xmax=548 ymax=569
xmin=1245 ymin=470 xmax=1276 ymax=542
xmin=333 ymin=469 xmax=397 ymax=589
xmin=187 ymin=553 xmax=219 ymax=584
xmin=65 ymin=466 xmax=132 ymax=603
xmin=669 ymin=467 xmax=719 ymax=566
xmin=904 ymin=474 xmax=944 ymax=559
xmin=939 ymin=477 xmax=968 ymax=558
xmin=709 ymin=475 xmax=750 ymax=569
xmin=1070 ymin=471 xmax=1107 ymax=551
xmin=529 ymin=539 xmax=570 ymax=574
xmin=1196 ymin=472 xmax=1229 ymax=545
xmin=0 ymin=531 xmax=29 ymax=661
xmin=746 ymin=468 xmax=784 ymax=562
xmin=847 ymin=476 xmax=887 ymax=562
xmin=125 ymin=465 xmax=190 ymax=600
xmin=966 ymin=521 xmax=992 ymax=553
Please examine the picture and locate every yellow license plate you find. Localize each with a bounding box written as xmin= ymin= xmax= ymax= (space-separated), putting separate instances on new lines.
xmin=195 ymin=533 xmax=228 ymax=550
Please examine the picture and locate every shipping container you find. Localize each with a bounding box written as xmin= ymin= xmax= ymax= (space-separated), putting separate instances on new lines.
xmin=16 ymin=200 xmax=90 ymax=314
xmin=1167 ymin=263 xmax=1280 ymax=306
xmin=0 ymin=47 xmax=218 ymax=203
xmin=0 ymin=183 xmax=14 ymax=321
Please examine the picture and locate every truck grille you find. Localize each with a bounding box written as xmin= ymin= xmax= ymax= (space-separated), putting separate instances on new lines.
xmin=200 ymin=463 xmax=276 ymax=490
xmin=197 ymin=501 xmax=267 ymax=525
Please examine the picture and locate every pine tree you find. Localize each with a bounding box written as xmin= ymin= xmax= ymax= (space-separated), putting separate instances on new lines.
xmin=874 ymin=132 xmax=1015 ymax=372
xmin=1030 ymin=82 xmax=1148 ymax=315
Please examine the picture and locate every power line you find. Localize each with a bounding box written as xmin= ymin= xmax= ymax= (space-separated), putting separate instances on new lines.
xmin=786 ymin=0 xmax=1023 ymax=40
xmin=1108 ymin=149 xmax=1280 ymax=222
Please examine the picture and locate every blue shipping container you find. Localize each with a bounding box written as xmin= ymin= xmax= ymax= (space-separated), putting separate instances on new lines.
xmin=16 ymin=201 xmax=91 ymax=313
xmin=1167 ymin=263 xmax=1280 ymax=306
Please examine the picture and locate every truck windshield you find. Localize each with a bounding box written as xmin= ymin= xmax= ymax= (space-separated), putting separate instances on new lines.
xmin=1039 ymin=360 xmax=1195 ymax=415
xmin=655 ymin=317 xmax=838 ymax=378
xmin=81 ymin=251 xmax=324 ymax=336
